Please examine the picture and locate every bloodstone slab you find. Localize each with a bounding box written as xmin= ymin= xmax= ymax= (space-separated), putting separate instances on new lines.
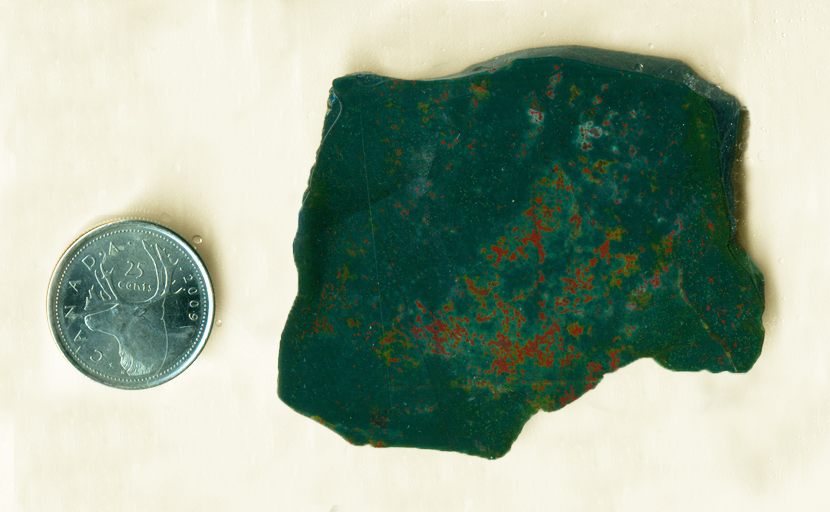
xmin=278 ymin=47 xmax=765 ymax=459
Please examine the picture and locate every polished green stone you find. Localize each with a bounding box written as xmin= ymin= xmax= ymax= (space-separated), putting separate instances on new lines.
xmin=278 ymin=47 xmax=764 ymax=459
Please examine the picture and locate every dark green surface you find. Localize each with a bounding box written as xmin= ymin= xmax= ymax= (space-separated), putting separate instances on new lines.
xmin=279 ymin=47 xmax=765 ymax=459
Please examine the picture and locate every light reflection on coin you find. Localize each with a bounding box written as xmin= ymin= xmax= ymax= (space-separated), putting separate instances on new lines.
xmin=47 ymin=220 xmax=214 ymax=389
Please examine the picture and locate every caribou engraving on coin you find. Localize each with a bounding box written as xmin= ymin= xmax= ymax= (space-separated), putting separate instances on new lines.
xmin=83 ymin=241 xmax=172 ymax=376
xmin=47 ymin=220 xmax=214 ymax=389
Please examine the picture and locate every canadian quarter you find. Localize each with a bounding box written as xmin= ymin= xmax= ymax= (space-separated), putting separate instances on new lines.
xmin=47 ymin=220 xmax=214 ymax=389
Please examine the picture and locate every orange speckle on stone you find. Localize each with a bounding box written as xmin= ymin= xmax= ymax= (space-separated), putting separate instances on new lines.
xmin=567 ymin=322 xmax=584 ymax=338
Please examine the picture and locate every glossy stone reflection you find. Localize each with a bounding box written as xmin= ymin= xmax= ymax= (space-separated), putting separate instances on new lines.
xmin=279 ymin=47 xmax=764 ymax=459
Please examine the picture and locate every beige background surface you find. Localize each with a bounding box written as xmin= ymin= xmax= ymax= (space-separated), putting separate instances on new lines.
xmin=1 ymin=0 xmax=825 ymax=510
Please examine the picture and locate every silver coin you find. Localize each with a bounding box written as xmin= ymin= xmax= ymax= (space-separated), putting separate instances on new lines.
xmin=47 ymin=220 xmax=214 ymax=389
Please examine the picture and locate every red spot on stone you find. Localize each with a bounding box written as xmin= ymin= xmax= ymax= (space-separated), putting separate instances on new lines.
xmin=595 ymin=239 xmax=611 ymax=260
xmin=567 ymin=323 xmax=584 ymax=338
